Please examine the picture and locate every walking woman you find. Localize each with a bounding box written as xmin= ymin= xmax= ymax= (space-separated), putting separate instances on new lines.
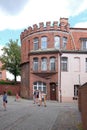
xmin=3 ymin=91 xmax=8 ymax=111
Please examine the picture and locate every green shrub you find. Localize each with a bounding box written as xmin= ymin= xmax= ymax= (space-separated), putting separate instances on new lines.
xmin=0 ymin=80 xmax=16 ymax=85
xmin=7 ymin=90 xmax=12 ymax=95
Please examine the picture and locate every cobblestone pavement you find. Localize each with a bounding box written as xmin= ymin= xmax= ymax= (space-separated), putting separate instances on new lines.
xmin=0 ymin=96 xmax=81 ymax=130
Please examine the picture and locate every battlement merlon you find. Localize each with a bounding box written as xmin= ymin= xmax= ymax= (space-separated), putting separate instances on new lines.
xmin=33 ymin=24 xmax=38 ymax=31
xmin=20 ymin=18 xmax=70 ymax=39
xmin=60 ymin=18 xmax=70 ymax=31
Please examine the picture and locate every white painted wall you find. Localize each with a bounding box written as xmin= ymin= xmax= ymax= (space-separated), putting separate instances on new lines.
xmin=61 ymin=53 xmax=87 ymax=102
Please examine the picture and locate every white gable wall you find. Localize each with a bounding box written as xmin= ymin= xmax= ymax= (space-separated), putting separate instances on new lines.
xmin=61 ymin=53 xmax=87 ymax=102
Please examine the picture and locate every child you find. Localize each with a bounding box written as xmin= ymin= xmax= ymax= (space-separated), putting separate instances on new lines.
xmin=3 ymin=91 xmax=8 ymax=111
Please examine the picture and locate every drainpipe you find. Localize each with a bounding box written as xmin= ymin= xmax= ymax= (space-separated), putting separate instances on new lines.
xmin=58 ymin=51 xmax=62 ymax=102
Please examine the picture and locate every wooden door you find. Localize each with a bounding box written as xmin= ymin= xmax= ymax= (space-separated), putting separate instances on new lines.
xmin=50 ymin=83 xmax=56 ymax=100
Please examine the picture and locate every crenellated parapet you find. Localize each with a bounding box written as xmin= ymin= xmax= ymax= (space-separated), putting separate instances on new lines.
xmin=20 ymin=18 xmax=70 ymax=40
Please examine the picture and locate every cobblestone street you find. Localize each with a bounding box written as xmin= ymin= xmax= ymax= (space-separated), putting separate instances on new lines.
xmin=0 ymin=96 xmax=81 ymax=130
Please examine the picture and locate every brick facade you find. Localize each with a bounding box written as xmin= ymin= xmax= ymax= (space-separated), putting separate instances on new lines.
xmin=0 ymin=83 xmax=21 ymax=95
xmin=78 ymin=83 xmax=87 ymax=130
xmin=20 ymin=18 xmax=87 ymax=101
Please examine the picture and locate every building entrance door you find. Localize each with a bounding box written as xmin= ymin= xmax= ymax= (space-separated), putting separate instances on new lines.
xmin=50 ymin=83 xmax=56 ymax=100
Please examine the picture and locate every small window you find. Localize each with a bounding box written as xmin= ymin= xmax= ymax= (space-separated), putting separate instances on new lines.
xmin=41 ymin=57 xmax=47 ymax=71
xmin=41 ymin=37 xmax=47 ymax=49
xmin=33 ymin=38 xmax=39 ymax=50
xmin=80 ymin=39 xmax=87 ymax=50
xmin=50 ymin=57 xmax=56 ymax=71
xmin=62 ymin=37 xmax=67 ymax=49
xmin=54 ymin=36 xmax=60 ymax=49
xmin=74 ymin=85 xmax=79 ymax=96
xmin=61 ymin=57 xmax=68 ymax=71
xmin=33 ymin=58 xmax=38 ymax=71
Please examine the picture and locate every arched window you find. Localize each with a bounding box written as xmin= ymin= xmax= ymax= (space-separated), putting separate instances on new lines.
xmin=54 ymin=36 xmax=60 ymax=49
xmin=41 ymin=57 xmax=47 ymax=71
xmin=33 ymin=37 xmax=39 ymax=50
xmin=62 ymin=37 xmax=67 ymax=49
xmin=50 ymin=57 xmax=56 ymax=71
xmin=41 ymin=37 xmax=47 ymax=49
xmin=33 ymin=58 xmax=38 ymax=71
xmin=33 ymin=81 xmax=46 ymax=93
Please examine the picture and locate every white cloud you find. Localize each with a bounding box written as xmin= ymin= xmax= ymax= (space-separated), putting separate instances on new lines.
xmin=0 ymin=0 xmax=87 ymax=30
xmin=74 ymin=22 xmax=87 ymax=28
xmin=6 ymin=71 xmax=21 ymax=81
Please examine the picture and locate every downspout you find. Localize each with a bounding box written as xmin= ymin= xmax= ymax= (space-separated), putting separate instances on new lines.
xmin=58 ymin=51 xmax=62 ymax=102
xmin=69 ymin=31 xmax=76 ymax=50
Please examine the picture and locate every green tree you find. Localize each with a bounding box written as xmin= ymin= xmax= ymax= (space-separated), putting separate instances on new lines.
xmin=0 ymin=39 xmax=21 ymax=82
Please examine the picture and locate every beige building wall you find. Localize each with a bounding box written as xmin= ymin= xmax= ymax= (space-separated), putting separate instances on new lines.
xmin=61 ymin=53 xmax=87 ymax=102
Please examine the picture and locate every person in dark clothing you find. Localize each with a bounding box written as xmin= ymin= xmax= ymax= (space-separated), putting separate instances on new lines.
xmin=3 ymin=91 xmax=8 ymax=111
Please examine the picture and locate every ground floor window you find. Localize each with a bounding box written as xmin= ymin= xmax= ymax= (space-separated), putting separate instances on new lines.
xmin=33 ymin=81 xmax=46 ymax=93
xmin=74 ymin=85 xmax=79 ymax=96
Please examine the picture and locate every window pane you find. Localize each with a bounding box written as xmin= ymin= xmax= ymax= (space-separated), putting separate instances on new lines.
xmin=33 ymin=82 xmax=46 ymax=93
xmin=50 ymin=57 xmax=55 ymax=71
xmin=54 ymin=36 xmax=60 ymax=49
xmin=41 ymin=37 xmax=47 ymax=49
xmin=62 ymin=37 xmax=67 ymax=49
xmin=41 ymin=58 xmax=47 ymax=71
xmin=61 ymin=57 xmax=68 ymax=71
xmin=33 ymin=58 xmax=38 ymax=71
xmin=33 ymin=38 xmax=39 ymax=50
xmin=81 ymin=40 xmax=87 ymax=50
xmin=74 ymin=85 xmax=79 ymax=96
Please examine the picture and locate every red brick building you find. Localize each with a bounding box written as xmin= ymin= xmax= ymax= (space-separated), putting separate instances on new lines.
xmin=20 ymin=18 xmax=87 ymax=101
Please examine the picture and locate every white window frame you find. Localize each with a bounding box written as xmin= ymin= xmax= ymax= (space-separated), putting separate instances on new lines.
xmin=33 ymin=81 xmax=46 ymax=93
xmin=54 ymin=36 xmax=60 ymax=49
xmin=33 ymin=58 xmax=38 ymax=71
xmin=33 ymin=38 xmax=39 ymax=50
xmin=41 ymin=58 xmax=47 ymax=71
xmin=41 ymin=37 xmax=47 ymax=49
xmin=61 ymin=57 xmax=68 ymax=71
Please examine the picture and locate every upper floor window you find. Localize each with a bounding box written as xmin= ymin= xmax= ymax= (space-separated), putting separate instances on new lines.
xmin=74 ymin=57 xmax=80 ymax=72
xmin=85 ymin=58 xmax=87 ymax=72
xmin=80 ymin=39 xmax=87 ymax=50
xmin=41 ymin=37 xmax=47 ymax=49
xmin=33 ymin=38 xmax=39 ymax=50
xmin=61 ymin=57 xmax=68 ymax=71
xmin=50 ymin=57 xmax=56 ymax=71
xmin=33 ymin=58 xmax=38 ymax=71
xmin=41 ymin=57 xmax=47 ymax=71
xmin=62 ymin=37 xmax=67 ymax=49
xmin=54 ymin=36 xmax=60 ymax=49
